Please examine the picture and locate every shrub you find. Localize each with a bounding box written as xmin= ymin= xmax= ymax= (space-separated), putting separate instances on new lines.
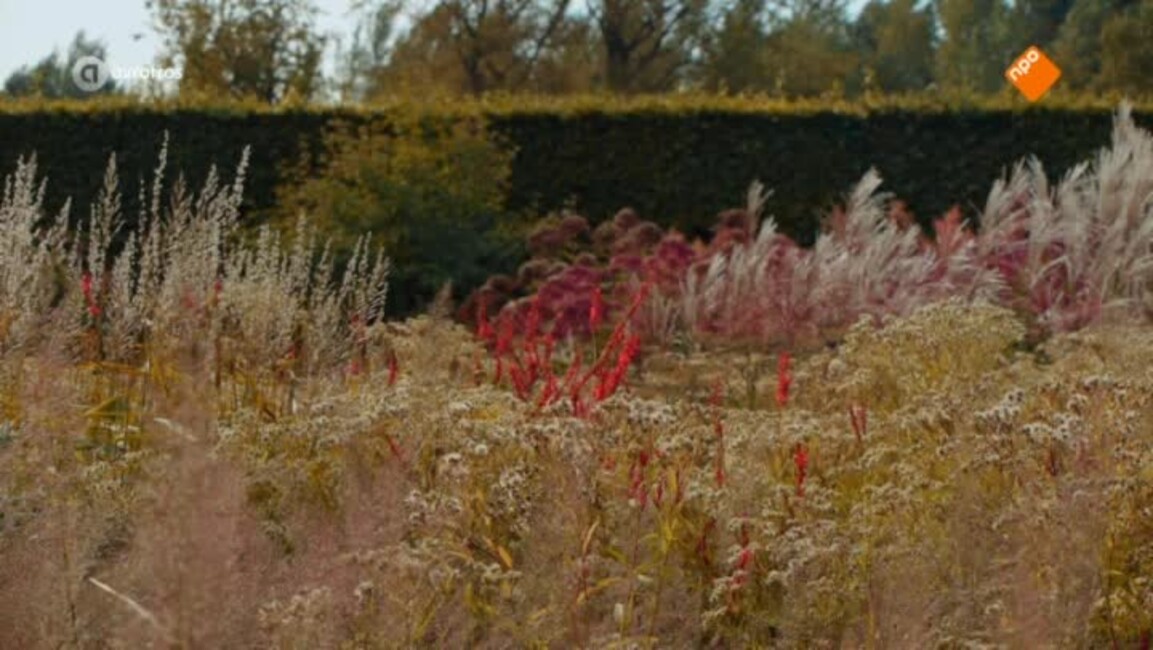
xmin=277 ymin=111 xmax=521 ymax=316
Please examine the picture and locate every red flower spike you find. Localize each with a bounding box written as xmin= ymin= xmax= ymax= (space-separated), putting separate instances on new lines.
xmin=536 ymin=372 xmax=559 ymax=410
xmin=387 ymin=352 xmax=400 ymax=387
xmin=385 ymin=433 xmax=406 ymax=466
xmin=776 ymin=352 xmax=793 ymax=408
xmin=509 ymin=364 xmax=531 ymax=400
xmin=629 ymin=461 xmax=643 ymax=491
xmin=794 ymin=442 xmax=809 ymax=497
xmin=560 ymin=351 xmax=583 ymax=393
xmin=710 ymin=378 xmax=724 ymax=409
xmin=526 ymin=296 xmax=542 ymax=342
xmin=711 ymin=379 xmax=725 ymax=439
xmin=525 ymin=345 xmax=540 ymax=383
xmin=696 ymin=518 xmax=716 ymax=567
xmin=81 ymin=272 xmax=103 ymax=318
xmin=634 ymin=281 xmax=653 ymax=307
xmin=597 ymin=333 xmax=642 ymax=402
xmin=849 ymin=404 xmax=868 ymax=444
xmin=589 ymin=285 xmax=604 ymax=332
xmin=736 ymin=546 xmax=753 ymax=572
xmin=542 ymin=333 xmax=555 ymax=367
xmin=495 ymin=317 xmax=515 ymax=357
xmin=594 ymin=376 xmax=611 ymax=402
xmin=571 ymin=391 xmax=587 ymax=418
xmin=477 ymin=300 xmax=494 ymax=341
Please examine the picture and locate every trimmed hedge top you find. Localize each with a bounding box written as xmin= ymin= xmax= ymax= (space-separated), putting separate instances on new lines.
xmin=4 ymin=90 xmax=1152 ymax=117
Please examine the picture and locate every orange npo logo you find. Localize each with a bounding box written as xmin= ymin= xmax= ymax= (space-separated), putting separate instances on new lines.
xmin=1005 ymin=46 xmax=1061 ymax=102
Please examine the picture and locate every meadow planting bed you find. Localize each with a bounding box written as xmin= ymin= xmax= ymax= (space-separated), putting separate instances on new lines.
xmin=1 ymin=107 xmax=1152 ymax=647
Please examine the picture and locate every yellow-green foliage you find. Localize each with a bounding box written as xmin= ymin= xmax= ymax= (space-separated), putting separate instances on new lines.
xmin=830 ymin=299 xmax=1027 ymax=412
xmin=7 ymin=90 xmax=1153 ymax=117
xmin=277 ymin=111 xmax=519 ymax=314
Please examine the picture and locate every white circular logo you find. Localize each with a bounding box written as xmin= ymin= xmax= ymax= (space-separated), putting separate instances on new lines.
xmin=72 ymin=56 xmax=110 ymax=93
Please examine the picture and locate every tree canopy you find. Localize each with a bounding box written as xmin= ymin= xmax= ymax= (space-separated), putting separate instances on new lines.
xmin=5 ymin=0 xmax=1149 ymax=102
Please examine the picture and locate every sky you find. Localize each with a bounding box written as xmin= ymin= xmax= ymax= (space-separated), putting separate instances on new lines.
xmin=0 ymin=0 xmax=365 ymax=84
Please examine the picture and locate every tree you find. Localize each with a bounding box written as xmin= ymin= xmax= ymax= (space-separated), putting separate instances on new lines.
xmin=445 ymin=0 xmax=572 ymax=94
xmin=333 ymin=0 xmax=404 ymax=101
xmin=853 ymin=0 xmax=936 ymax=93
xmin=148 ymin=0 xmax=326 ymax=104
xmin=761 ymin=0 xmax=859 ymax=97
xmin=3 ymin=32 xmax=119 ymax=98
xmin=529 ymin=14 xmax=603 ymax=93
xmin=589 ymin=0 xmax=712 ymax=93
xmin=377 ymin=4 xmax=470 ymax=95
xmin=934 ymin=0 xmax=1016 ymax=92
xmin=1051 ymin=0 xmax=1141 ymax=90
xmin=379 ymin=0 xmax=572 ymax=95
xmin=1008 ymin=0 xmax=1077 ymax=47
xmin=699 ymin=0 xmax=771 ymax=93
xmin=1098 ymin=0 xmax=1153 ymax=94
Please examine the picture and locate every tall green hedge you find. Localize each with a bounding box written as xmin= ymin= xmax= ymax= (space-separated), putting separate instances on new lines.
xmin=0 ymin=98 xmax=1146 ymax=245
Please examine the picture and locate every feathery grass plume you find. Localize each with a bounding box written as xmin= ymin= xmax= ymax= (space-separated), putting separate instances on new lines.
xmin=0 ymin=154 xmax=71 ymax=360
xmin=0 ymin=154 xmax=73 ymax=425
xmin=684 ymin=171 xmax=967 ymax=349
xmin=807 ymin=170 xmax=948 ymax=328
xmin=973 ymin=102 xmax=1153 ymax=335
xmin=2 ymin=134 xmax=391 ymax=418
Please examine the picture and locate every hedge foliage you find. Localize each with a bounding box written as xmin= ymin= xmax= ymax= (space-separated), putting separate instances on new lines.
xmin=1 ymin=94 xmax=1149 ymax=247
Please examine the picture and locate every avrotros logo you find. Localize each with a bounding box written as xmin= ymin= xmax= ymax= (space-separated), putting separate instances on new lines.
xmin=71 ymin=56 xmax=182 ymax=92
xmin=1005 ymin=46 xmax=1061 ymax=102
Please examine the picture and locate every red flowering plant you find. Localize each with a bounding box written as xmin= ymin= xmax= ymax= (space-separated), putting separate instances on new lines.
xmin=463 ymin=207 xmax=702 ymax=350
xmin=775 ymin=352 xmax=792 ymax=409
xmin=793 ymin=441 xmax=809 ymax=498
xmin=849 ymin=403 xmax=868 ymax=445
xmin=473 ymin=276 xmax=653 ymax=418
xmin=78 ymin=270 xmax=109 ymax=363
xmin=81 ymin=272 xmax=102 ymax=319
